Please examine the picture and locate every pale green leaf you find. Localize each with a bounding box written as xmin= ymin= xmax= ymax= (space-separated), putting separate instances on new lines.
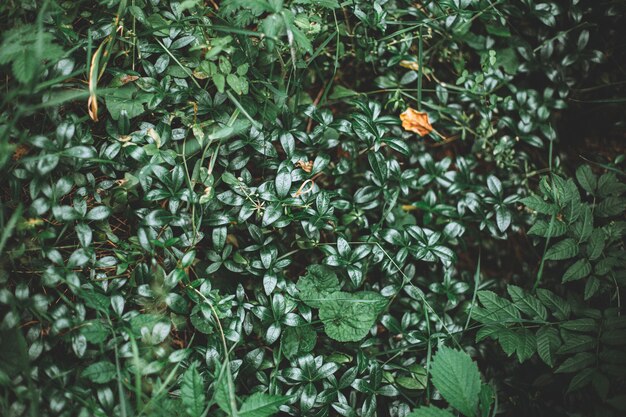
xmin=239 ymin=392 xmax=289 ymax=417
xmin=319 ymin=291 xmax=386 ymax=342
xmin=181 ymin=362 xmax=206 ymax=417
xmin=430 ymin=347 xmax=481 ymax=417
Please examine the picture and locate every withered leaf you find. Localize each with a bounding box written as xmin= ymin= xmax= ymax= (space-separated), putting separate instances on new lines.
xmin=400 ymin=108 xmax=433 ymax=137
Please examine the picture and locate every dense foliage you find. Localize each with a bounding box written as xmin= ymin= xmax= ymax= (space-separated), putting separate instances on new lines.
xmin=1 ymin=1 xmax=624 ymax=417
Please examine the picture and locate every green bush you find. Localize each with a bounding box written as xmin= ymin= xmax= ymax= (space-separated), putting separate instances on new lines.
xmin=1 ymin=1 xmax=624 ymax=416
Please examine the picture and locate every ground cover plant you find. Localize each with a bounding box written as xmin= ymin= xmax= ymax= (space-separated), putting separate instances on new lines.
xmin=0 ymin=1 xmax=625 ymax=416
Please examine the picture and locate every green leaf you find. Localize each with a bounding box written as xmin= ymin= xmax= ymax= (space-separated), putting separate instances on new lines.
xmin=576 ymin=165 xmax=597 ymax=195
xmin=296 ymin=264 xmax=341 ymax=308
xmin=64 ymin=146 xmax=96 ymax=159
xmin=536 ymin=289 xmax=571 ymax=320
xmin=289 ymin=25 xmax=313 ymax=54
xmin=214 ymin=365 xmax=235 ymax=416
xmin=181 ymin=362 xmax=206 ymax=417
xmin=227 ymin=73 xmax=247 ymax=95
xmin=294 ymin=0 xmax=339 ymax=9
xmin=556 ymin=352 xmax=595 ymax=373
xmin=105 ymin=85 xmax=149 ymax=120
xmin=507 ymin=285 xmax=547 ymax=320
xmin=0 ymin=25 xmax=64 ymax=84
xmin=521 ymin=194 xmax=558 ymax=215
xmin=473 ymin=291 xmax=521 ymax=323
xmin=586 ymin=229 xmax=605 ymax=260
xmin=562 ymin=258 xmax=591 ymax=282
xmin=275 ymin=167 xmax=292 ymax=198
xmin=430 ymin=347 xmax=481 ymax=417
xmin=368 ymin=153 xmax=388 ymax=183
xmin=86 ymin=206 xmax=111 ymax=221
xmin=557 ymin=334 xmax=595 ymax=354
xmin=239 ymin=392 xmax=289 ymax=417
xmin=527 ymin=219 xmax=567 ymax=238
xmin=407 ymin=406 xmax=456 ymax=417
xmin=513 ymin=328 xmax=537 ymax=363
xmin=487 ymin=175 xmax=502 ymax=196
xmin=495 ymin=207 xmax=511 ymax=232
xmin=560 ymin=318 xmax=596 ymax=332
xmin=213 ymin=73 xmax=225 ymax=93
xmin=318 ymin=291 xmax=386 ymax=342
xmin=81 ymin=361 xmax=116 ymax=383
xmin=536 ymin=326 xmax=561 ymax=367
xmin=478 ymin=383 xmax=494 ymax=417
xmin=37 ymin=154 xmax=59 ymax=175
xmin=494 ymin=328 xmax=521 ymax=357
xmin=597 ymin=196 xmax=626 ymax=217
xmin=262 ymin=203 xmax=282 ymax=227
xmin=566 ymin=368 xmax=594 ymax=393
xmin=282 ymin=325 xmax=316 ymax=360
xmin=544 ymin=238 xmax=579 ymax=261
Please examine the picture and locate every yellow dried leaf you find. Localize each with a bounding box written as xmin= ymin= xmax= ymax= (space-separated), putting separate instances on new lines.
xmin=293 ymin=179 xmax=315 ymax=198
xmin=295 ymin=160 xmax=313 ymax=173
xmin=400 ymin=108 xmax=433 ymax=137
xmin=399 ymin=60 xmax=420 ymax=71
xmin=120 ymin=74 xmax=139 ymax=85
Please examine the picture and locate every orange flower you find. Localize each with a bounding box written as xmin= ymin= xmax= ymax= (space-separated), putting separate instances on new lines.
xmin=400 ymin=108 xmax=433 ymax=137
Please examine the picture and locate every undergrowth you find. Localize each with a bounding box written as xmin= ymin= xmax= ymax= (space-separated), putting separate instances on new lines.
xmin=0 ymin=1 xmax=624 ymax=417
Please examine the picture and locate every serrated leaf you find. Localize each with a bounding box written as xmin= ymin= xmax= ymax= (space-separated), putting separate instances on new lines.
xmin=495 ymin=327 xmax=521 ymax=357
xmin=318 ymin=291 xmax=386 ymax=342
xmin=544 ymin=238 xmax=578 ymax=261
xmin=296 ymin=264 xmax=341 ymax=308
xmin=560 ymin=318 xmax=596 ymax=332
xmin=536 ymin=326 xmax=561 ymax=367
xmin=562 ymin=258 xmax=591 ymax=282
xmin=430 ymin=347 xmax=481 ymax=417
xmin=507 ymin=285 xmax=547 ymax=321
xmin=474 ymin=291 xmax=520 ymax=323
xmin=557 ymin=334 xmax=595 ymax=354
xmin=576 ymin=165 xmax=597 ymax=195
xmin=597 ymin=196 xmax=626 ymax=217
xmin=521 ymin=194 xmax=558 ymax=215
xmin=586 ymin=228 xmax=605 ymax=260
xmin=556 ymin=352 xmax=595 ymax=373
xmin=214 ymin=365 xmax=235 ymax=416
xmin=181 ymin=362 xmax=206 ymax=417
xmin=527 ymin=219 xmax=567 ymax=238
xmin=239 ymin=392 xmax=289 ymax=417
xmin=536 ymin=289 xmax=571 ymax=320
xmin=514 ymin=328 xmax=537 ymax=362
xmin=566 ymin=368 xmax=594 ymax=393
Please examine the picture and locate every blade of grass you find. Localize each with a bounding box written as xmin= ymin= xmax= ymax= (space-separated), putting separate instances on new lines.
xmin=0 ymin=204 xmax=22 ymax=256
xmin=464 ymin=251 xmax=481 ymax=332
